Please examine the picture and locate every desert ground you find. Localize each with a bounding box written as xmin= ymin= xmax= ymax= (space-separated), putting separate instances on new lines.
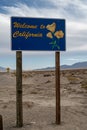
xmin=0 ymin=69 xmax=87 ymax=130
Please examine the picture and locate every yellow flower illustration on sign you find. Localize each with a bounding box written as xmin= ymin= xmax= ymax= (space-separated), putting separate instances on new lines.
xmin=46 ymin=22 xmax=56 ymax=33
xmin=54 ymin=30 xmax=64 ymax=39
xmin=46 ymin=22 xmax=64 ymax=50
xmin=46 ymin=32 xmax=53 ymax=39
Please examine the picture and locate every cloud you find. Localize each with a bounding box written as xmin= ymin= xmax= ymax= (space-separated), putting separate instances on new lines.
xmin=1 ymin=2 xmax=52 ymax=17
xmin=0 ymin=13 xmax=10 ymax=49
xmin=67 ymin=58 xmax=80 ymax=61
xmin=47 ymin=0 xmax=87 ymax=20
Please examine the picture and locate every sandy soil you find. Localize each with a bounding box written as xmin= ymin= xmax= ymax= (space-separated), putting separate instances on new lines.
xmin=0 ymin=69 xmax=87 ymax=130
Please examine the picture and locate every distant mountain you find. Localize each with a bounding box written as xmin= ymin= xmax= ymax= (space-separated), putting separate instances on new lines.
xmin=35 ymin=61 xmax=87 ymax=71
xmin=1 ymin=61 xmax=87 ymax=72
xmin=61 ymin=61 xmax=87 ymax=69
xmin=0 ymin=66 xmax=6 ymax=72
xmin=38 ymin=67 xmax=55 ymax=71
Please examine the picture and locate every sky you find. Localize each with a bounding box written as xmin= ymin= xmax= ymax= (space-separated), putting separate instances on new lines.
xmin=0 ymin=0 xmax=87 ymax=70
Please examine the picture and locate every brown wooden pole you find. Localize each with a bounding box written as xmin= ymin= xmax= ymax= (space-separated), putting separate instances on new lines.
xmin=16 ymin=51 xmax=23 ymax=127
xmin=55 ymin=52 xmax=61 ymax=124
xmin=0 ymin=115 xmax=3 ymax=130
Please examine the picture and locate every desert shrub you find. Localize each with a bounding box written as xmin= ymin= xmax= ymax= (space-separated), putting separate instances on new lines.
xmin=68 ymin=76 xmax=77 ymax=81
xmin=22 ymin=73 xmax=28 ymax=78
xmin=23 ymin=101 xmax=34 ymax=108
xmin=12 ymin=71 xmax=16 ymax=76
xmin=67 ymin=76 xmax=80 ymax=84
xmin=6 ymin=67 xmax=10 ymax=72
xmin=43 ymin=74 xmax=51 ymax=77
xmin=30 ymin=91 xmax=38 ymax=94
xmin=81 ymin=80 xmax=87 ymax=89
xmin=45 ymin=80 xmax=51 ymax=83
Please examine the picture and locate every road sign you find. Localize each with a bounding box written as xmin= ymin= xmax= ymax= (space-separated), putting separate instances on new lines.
xmin=11 ymin=17 xmax=66 ymax=51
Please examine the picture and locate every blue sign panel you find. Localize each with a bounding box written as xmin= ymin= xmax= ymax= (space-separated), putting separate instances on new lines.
xmin=11 ymin=17 xmax=66 ymax=51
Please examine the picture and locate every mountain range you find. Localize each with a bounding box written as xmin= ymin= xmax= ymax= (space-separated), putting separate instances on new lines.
xmin=0 ymin=66 xmax=6 ymax=72
xmin=36 ymin=61 xmax=87 ymax=70
xmin=61 ymin=61 xmax=87 ymax=69
xmin=1 ymin=61 xmax=87 ymax=72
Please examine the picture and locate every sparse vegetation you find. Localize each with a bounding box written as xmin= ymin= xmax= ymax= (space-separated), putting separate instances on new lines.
xmin=11 ymin=70 xmax=16 ymax=76
xmin=45 ymin=80 xmax=51 ymax=83
xmin=81 ymin=80 xmax=87 ymax=89
xmin=30 ymin=91 xmax=38 ymax=94
xmin=43 ymin=74 xmax=51 ymax=77
xmin=0 ymin=69 xmax=87 ymax=130
xmin=23 ymin=101 xmax=34 ymax=108
xmin=67 ymin=76 xmax=80 ymax=84
xmin=6 ymin=67 xmax=10 ymax=73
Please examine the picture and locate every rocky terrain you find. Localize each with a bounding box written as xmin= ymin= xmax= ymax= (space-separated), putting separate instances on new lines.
xmin=0 ymin=69 xmax=87 ymax=130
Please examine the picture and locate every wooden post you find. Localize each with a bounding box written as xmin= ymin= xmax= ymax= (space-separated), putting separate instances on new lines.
xmin=55 ymin=52 xmax=61 ymax=124
xmin=0 ymin=115 xmax=3 ymax=130
xmin=16 ymin=51 xmax=23 ymax=127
